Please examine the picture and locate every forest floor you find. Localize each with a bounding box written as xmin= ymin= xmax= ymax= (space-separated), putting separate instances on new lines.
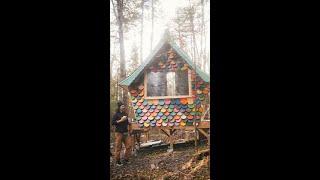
xmin=110 ymin=143 xmax=210 ymax=180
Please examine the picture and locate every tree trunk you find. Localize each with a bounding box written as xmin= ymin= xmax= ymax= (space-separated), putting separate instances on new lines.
xmin=194 ymin=36 xmax=200 ymax=68
xmin=116 ymin=69 xmax=119 ymax=101
xmin=150 ymin=0 xmax=154 ymax=52
xmin=140 ymin=0 xmax=144 ymax=64
xmin=202 ymin=0 xmax=207 ymax=71
xmin=190 ymin=9 xmax=197 ymax=65
xmin=200 ymin=0 xmax=204 ymax=70
xmin=190 ymin=33 xmax=195 ymax=63
xmin=116 ymin=0 xmax=127 ymax=105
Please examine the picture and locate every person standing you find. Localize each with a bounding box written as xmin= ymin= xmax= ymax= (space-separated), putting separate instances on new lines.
xmin=112 ymin=101 xmax=132 ymax=166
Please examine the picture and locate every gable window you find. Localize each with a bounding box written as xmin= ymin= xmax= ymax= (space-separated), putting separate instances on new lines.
xmin=145 ymin=69 xmax=191 ymax=99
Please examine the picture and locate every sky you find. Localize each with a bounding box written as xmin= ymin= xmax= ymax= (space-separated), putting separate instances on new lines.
xmin=110 ymin=0 xmax=210 ymax=76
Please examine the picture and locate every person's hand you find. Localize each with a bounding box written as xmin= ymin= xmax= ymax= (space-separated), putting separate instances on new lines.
xmin=117 ymin=116 xmax=127 ymax=123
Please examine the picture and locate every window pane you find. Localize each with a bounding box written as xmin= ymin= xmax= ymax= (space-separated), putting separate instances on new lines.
xmin=147 ymin=71 xmax=167 ymax=96
xmin=175 ymin=70 xmax=189 ymax=95
xmin=166 ymin=72 xmax=175 ymax=96
xmin=146 ymin=70 xmax=189 ymax=97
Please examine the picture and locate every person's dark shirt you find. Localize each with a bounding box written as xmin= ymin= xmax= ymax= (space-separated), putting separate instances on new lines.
xmin=112 ymin=111 xmax=129 ymax=133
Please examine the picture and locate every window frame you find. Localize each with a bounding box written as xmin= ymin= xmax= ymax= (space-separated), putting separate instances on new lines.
xmin=144 ymin=68 xmax=192 ymax=99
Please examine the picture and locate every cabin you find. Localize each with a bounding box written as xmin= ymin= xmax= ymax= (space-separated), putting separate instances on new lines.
xmin=119 ymin=31 xmax=210 ymax=150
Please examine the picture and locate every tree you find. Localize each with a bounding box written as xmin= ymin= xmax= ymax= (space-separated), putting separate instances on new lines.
xmin=111 ymin=0 xmax=141 ymax=107
xmin=198 ymin=0 xmax=209 ymax=71
xmin=149 ymin=0 xmax=160 ymax=52
xmin=150 ymin=0 xmax=154 ymax=52
xmin=127 ymin=43 xmax=139 ymax=75
xmin=200 ymin=0 xmax=205 ymax=70
xmin=111 ymin=0 xmax=127 ymax=105
xmin=172 ymin=5 xmax=200 ymax=66
xmin=171 ymin=1 xmax=209 ymax=70
xmin=140 ymin=0 xmax=145 ymax=64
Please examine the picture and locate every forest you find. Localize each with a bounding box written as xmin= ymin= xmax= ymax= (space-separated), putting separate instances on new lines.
xmin=109 ymin=1 xmax=211 ymax=179
xmin=110 ymin=0 xmax=210 ymax=116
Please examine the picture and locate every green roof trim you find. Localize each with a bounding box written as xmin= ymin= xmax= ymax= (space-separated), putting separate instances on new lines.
xmin=119 ymin=33 xmax=210 ymax=87
xmin=170 ymin=42 xmax=210 ymax=82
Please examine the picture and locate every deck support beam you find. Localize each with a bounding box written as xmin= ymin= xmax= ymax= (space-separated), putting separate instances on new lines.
xmin=198 ymin=128 xmax=209 ymax=139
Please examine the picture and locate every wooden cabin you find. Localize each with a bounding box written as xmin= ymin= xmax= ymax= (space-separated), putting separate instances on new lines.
xmin=119 ymin=32 xmax=210 ymax=148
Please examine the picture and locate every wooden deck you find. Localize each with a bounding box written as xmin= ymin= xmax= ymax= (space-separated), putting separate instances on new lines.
xmin=131 ymin=120 xmax=210 ymax=131
xmin=130 ymin=120 xmax=210 ymax=152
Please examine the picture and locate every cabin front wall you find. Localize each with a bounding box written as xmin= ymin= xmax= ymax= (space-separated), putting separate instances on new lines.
xmin=126 ymin=45 xmax=210 ymax=128
xmin=128 ymin=70 xmax=210 ymax=128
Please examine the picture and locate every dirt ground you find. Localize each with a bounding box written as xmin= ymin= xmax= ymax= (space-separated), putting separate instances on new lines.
xmin=110 ymin=144 xmax=210 ymax=180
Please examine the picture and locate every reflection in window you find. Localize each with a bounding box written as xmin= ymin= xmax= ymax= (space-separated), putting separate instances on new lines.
xmin=175 ymin=70 xmax=189 ymax=95
xmin=166 ymin=72 xmax=175 ymax=96
xmin=147 ymin=71 xmax=167 ymax=96
xmin=146 ymin=70 xmax=189 ymax=97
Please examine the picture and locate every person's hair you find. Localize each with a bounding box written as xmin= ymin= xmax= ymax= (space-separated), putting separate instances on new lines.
xmin=116 ymin=101 xmax=124 ymax=112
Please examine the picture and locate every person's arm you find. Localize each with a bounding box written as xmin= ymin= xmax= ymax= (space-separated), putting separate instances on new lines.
xmin=112 ymin=114 xmax=118 ymax=125
xmin=112 ymin=114 xmax=125 ymax=125
xmin=112 ymin=114 xmax=127 ymax=125
xmin=118 ymin=116 xmax=127 ymax=123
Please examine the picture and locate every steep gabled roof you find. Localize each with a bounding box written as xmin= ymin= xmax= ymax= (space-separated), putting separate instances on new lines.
xmin=119 ymin=32 xmax=210 ymax=87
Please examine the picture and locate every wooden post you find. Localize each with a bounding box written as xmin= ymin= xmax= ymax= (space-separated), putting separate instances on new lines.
xmin=144 ymin=130 xmax=148 ymax=143
xmin=169 ymin=129 xmax=174 ymax=151
xmin=194 ymin=128 xmax=198 ymax=152
xmin=137 ymin=131 xmax=141 ymax=149
xmin=186 ymin=131 xmax=189 ymax=142
xmin=132 ymin=132 xmax=136 ymax=152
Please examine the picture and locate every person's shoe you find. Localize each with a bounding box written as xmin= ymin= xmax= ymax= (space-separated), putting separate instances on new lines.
xmin=116 ymin=161 xmax=123 ymax=166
